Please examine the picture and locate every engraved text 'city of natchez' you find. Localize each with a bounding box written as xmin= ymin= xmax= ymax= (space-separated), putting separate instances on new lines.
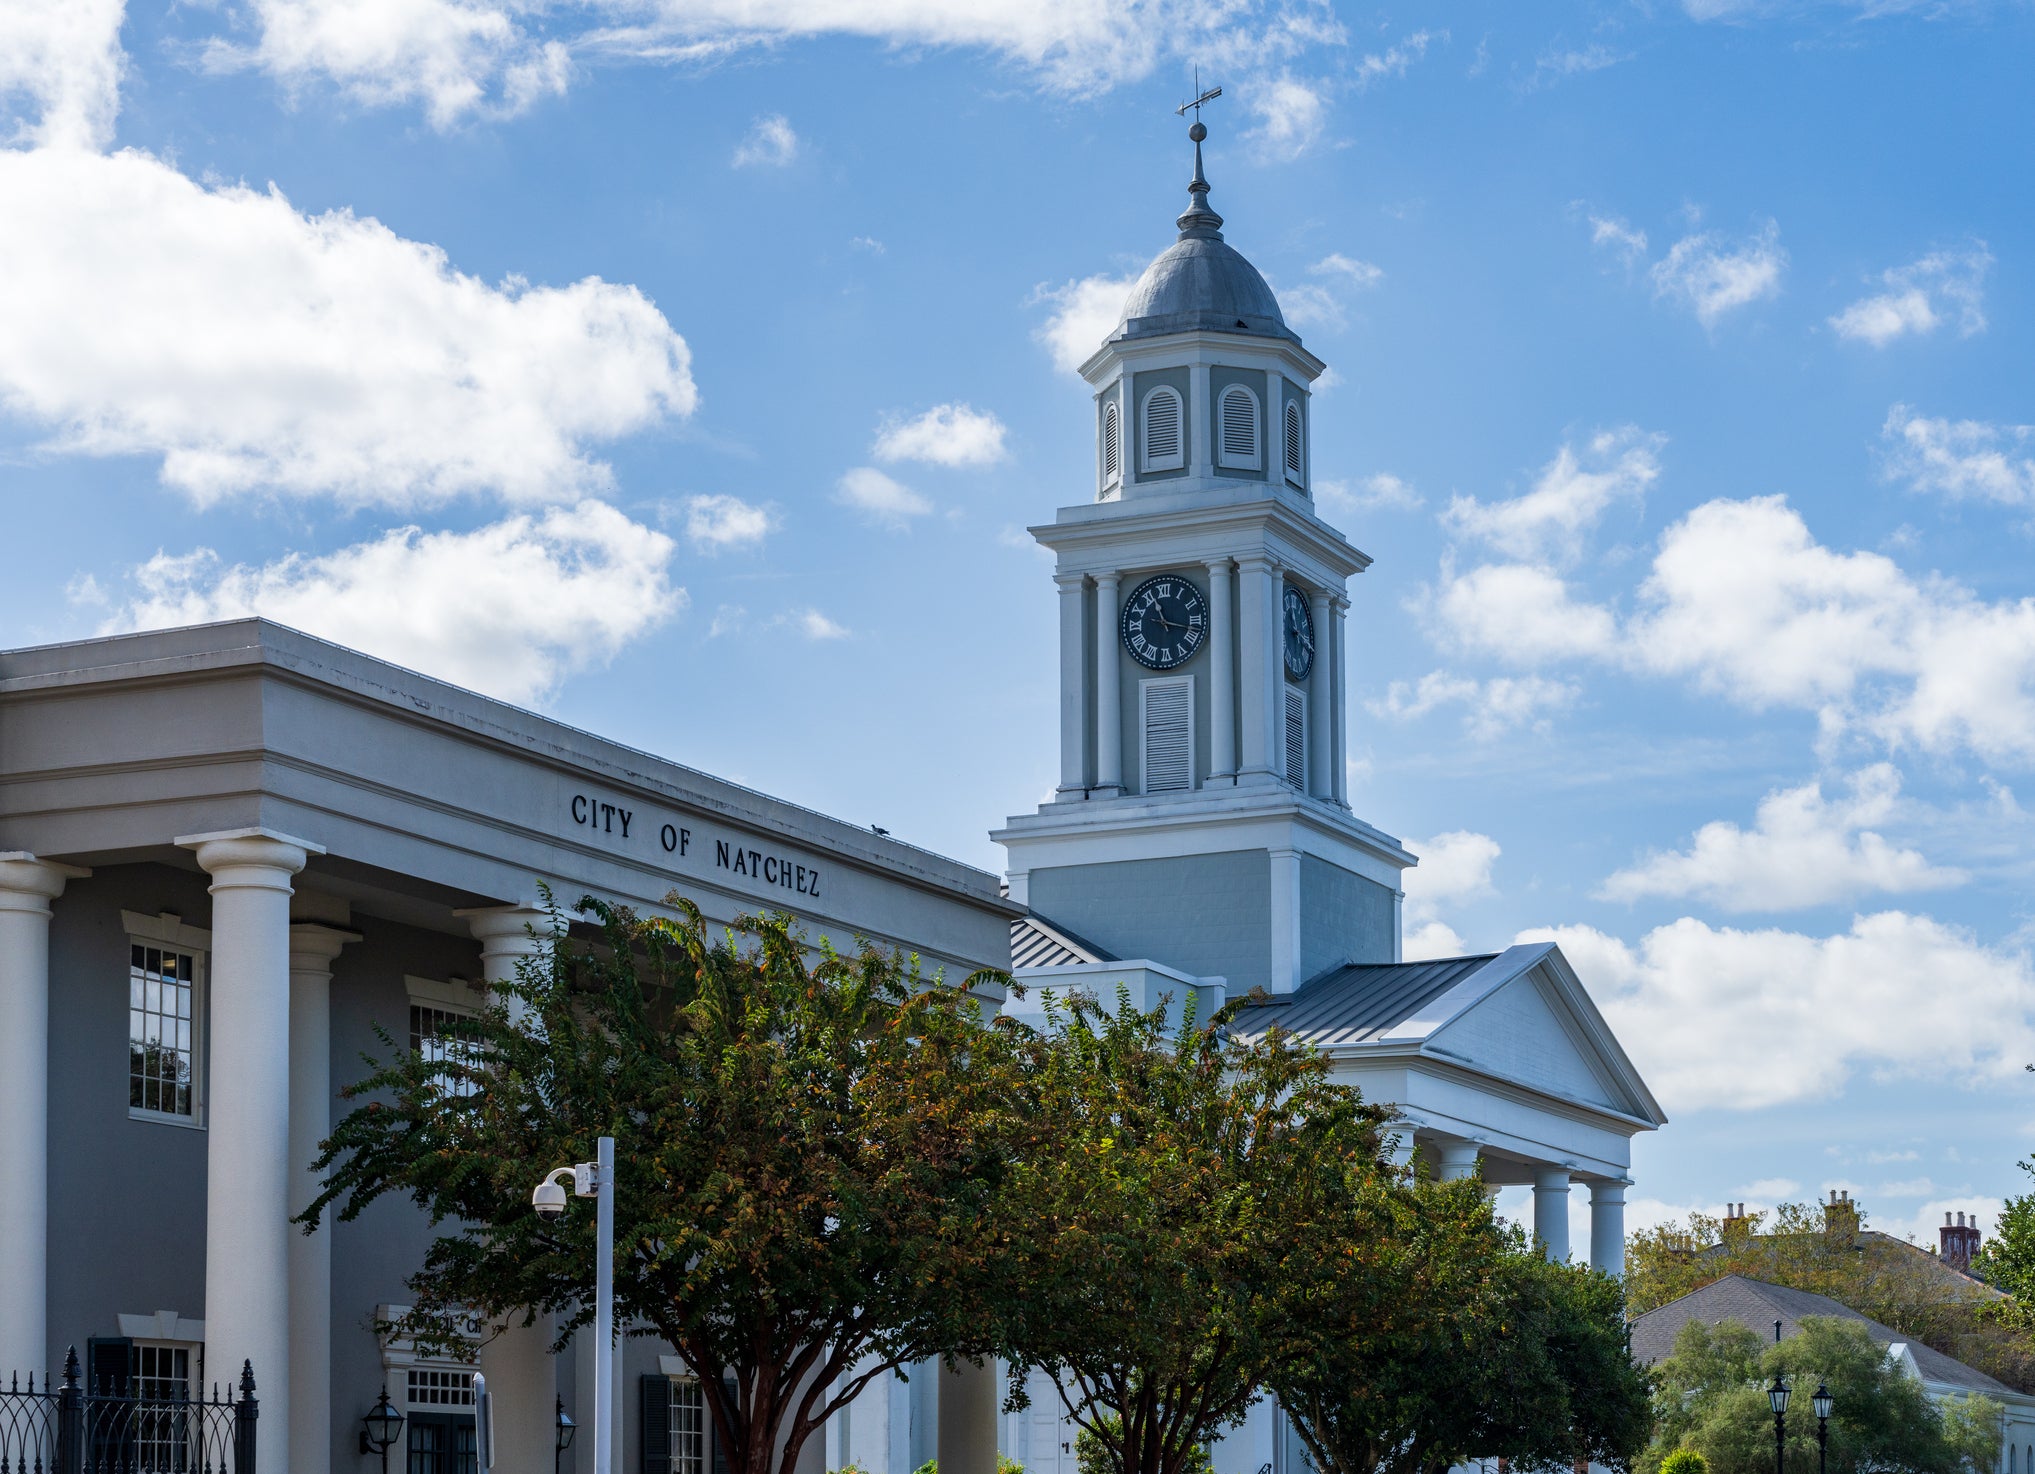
xmin=567 ymin=792 xmax=822 ymax=897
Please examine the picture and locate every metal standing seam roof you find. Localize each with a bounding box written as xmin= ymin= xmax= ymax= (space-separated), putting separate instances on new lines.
xmin=1231 ymin=955 xmax=1500 ymax=1048
xmin=1630 ymin=1274 xmax=2014 ymax=1396
xmin=1009 ymin=915 xmax=1118 ymax=970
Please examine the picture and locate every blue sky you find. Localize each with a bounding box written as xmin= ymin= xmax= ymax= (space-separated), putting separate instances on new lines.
xmin=6 ymin=0 xmax=2035 ymax=1253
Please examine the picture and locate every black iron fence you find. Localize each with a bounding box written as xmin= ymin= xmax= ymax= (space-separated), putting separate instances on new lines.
xmin=0 ymin=1349 xmax=257 ymax=1474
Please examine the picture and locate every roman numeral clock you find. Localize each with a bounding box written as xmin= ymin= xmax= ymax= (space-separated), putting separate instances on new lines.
xmin=1120 ymin=575 xmax=1207 ymax=669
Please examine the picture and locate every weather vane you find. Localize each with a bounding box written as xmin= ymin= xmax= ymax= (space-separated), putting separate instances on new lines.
xmin=1176 ymin=66 xmax=1223 ymax=138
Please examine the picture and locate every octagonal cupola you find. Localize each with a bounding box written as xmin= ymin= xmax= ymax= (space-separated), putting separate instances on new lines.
xmin=1082 ymin=119 xmax=1327 ymax=504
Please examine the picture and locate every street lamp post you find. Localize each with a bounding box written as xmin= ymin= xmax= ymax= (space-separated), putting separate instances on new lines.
xmin=556 ymin=1395 xmax=578 ymax=1474
xmin=1768 ymin=1373 xmax=1791 ymax=1474
xmin=359 ymin=1385 xmax=405 ymax=1474
xmin=533 ymin=1135 xmax=615 ymax=1474
xmin=1812 ymin=1383 xmax=1834 ymax=1474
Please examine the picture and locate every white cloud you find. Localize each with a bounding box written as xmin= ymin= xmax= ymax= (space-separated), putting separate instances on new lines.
xmin=1403 ymin=920 xmax=1469 ymax=962
xmin=1247 ymin=73 xmax=1329 ymax=161
xmin=1881 ymin=405 xmax=2035 ymax=506
xmin=1599 ymin=764 xmax=1966 ymax=912
xmin=1428 ymin=560 xmax=1620 ymax=665
xmin=1372 ymin=670 xmax=1578 ymax=738
xmin=1528 ymin=44 xmax=1625 ymax=87
xmin=707 ymin=603 xmax=746 ymax=638
xmin=0 ymin=146 xmax=695 ymax=510
xmin=1526 ymin=910 xmax=2035 ymax=1111
xmin=203 ymin=0 xmax=568 ymax=129
xmin=0 ymin=0 xmax=124 ymax=148
xmin=1312 ymin=252 xmax=1383 ymax=287
xmin=104 ymin=501 xmax=680 ymax=705
xmin=835 ymin=466 xmax=932 ymax=529
xmin=1356 ymin=29 xmax=1442 ymax=87
xmin=1032 ymin=273 xmax=1135 ymax=374
xmin=873 ymin=403 xmax=1008 ymax=467
xmin=1650 ymin=222 xmax=1786 ymax=327
xmin=731 ymin=113 xmax=798 ymax=168
xmin=200 ymin=0 xmax=1353 ymax=127
xmin=775 ymin=608 xmax=848 ymax=640
xmin=1588 ymin=213 xmax=1648 ymax=264
xmin=1277 ymin=252 xmax=1385 ymax=332
xmin=1830 ymin=246 xmax=1990 ymax=346
xmin=1736 ymin=1177 xmax=1802 ymax=1200
xmin=1442 ymin=427 xmax=1664 ymax=566
xmin=1318 ymin=472 xmax=1421 ymax=516
xmin=681 ymin=493 xmax=776 ymax=551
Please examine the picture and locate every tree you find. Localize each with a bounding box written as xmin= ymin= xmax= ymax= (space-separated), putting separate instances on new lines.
xmin=1266 ymin=1175 xmax=1652 ymax=1474
xmin=306 ymin=895 xmax=1025 ymax=1474
xmin=998 ymin=990 xmax=1393 ymax=1474
xmin=1628 ymin=1201 xmax=2035 ymax=1393
xmin=1641 ymin=1316 xmax=2002 ymax=1474
xmin=1974 ymin=1162 xmax=2035 ymax=1306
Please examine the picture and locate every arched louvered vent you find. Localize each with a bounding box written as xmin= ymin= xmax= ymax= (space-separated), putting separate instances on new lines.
xmin=1284 ymin=401 xmax=1305 ymax=485
xmin=1217 ymin=386 xmax=1260 ymax=470
xmin=1142 ymin=387 xmax=1184 ymax=473
xmin=1102 ymin=401 xmax=1121 ymax=491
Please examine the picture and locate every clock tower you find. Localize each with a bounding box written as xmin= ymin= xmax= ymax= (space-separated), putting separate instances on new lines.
xmin=992 ymin=119 xmax=1415 ymax=995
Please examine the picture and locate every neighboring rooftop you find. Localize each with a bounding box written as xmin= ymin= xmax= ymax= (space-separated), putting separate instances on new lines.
xmin=1631 ymin=1274 xmax=2014 ymax=1397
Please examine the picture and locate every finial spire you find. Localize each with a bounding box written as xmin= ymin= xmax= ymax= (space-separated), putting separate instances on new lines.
xmin=1174 ymin=73 xmax=1225 ymax=240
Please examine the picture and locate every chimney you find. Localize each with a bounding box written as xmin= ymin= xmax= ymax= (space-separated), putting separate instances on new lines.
xmin=1722 ymin=1201 xmax=1752 ymax=1243
xmin=1824 ymin=1189 xmax=1860 ymax=1246
xmin=1941 ymin=1210 xmax=1982 ymax=1274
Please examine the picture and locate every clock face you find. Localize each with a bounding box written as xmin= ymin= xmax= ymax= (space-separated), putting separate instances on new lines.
xmin=1120 ymin=574 xmax=1208 ymax=670
xmin=1282 ymin=585 xmax=1315 ymax=681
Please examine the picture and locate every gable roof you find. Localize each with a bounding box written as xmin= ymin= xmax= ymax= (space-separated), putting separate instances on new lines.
xmin=1010 ymin=913 xmax=1116 ymax=970
xmin=1235 ymin=943 xmax=1667 ymax=1128
xmin=1631 ymin=1274 xmax=2012 ymax=1396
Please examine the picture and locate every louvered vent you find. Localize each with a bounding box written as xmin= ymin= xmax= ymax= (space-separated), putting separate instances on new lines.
xmin=1284 ymin=686 xmax=1306 ymax=788
xmin=1143 ymin=678 xmax=1193 ymax=793
xmin=1102 ymin=402 xmax=1121 ymax=484
xmin=1143 ymin=388 xmax=1183 ymax=471
xmin=1284 ymin=402 xmax=1304 ymax=480
xmin=1219 ymin=387 xmax=1258 ymax=466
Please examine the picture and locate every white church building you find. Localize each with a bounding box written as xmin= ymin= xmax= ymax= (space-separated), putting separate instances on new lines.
xmin=0 ymin=122 xmax=1663 ymax=1474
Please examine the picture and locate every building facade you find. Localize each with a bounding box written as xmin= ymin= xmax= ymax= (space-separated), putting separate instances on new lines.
xmin=0 ymin=619 xmax=1018 ymax=1474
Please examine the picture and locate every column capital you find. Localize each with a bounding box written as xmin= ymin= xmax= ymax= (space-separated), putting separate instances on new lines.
xmin=1235 ymin=551 xmax=1278 ymax=573
xmin=1093 ymin=569 xmax=1121 ymax=587
xmin=457 ymin=903 xmax=552 ymax=959
xmin=1053 ymin=570 xmax=1089 ymax=590
xmin=1434 ymin=1138 xmax=1482 ymax=1180
xmin=1586 ymin=1178 xmax=1630 ymax=1204
xmin=1203 ymin=556 xmax=1233 ymax=574
xmin=0 ymin=852 xmax=91 ymax=913
xmin=179 ymin=828 xmax=323 ymax=891
xmin=1533 ymin=1164 xmax=1574 ymax=1191
xmin=288 ymin=922 xmax=362 ymax=972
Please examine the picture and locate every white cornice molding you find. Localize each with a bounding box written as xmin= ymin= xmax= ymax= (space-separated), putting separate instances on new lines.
xmin=122 ymin=909 xmax=213 ymax=951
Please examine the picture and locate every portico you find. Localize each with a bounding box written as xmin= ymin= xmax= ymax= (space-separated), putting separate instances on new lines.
xmin=0 ymin=619 xmax=1018 ymax=1474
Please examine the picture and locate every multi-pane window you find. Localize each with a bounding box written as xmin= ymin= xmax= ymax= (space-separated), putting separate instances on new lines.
xmin=130 ymin=945 xmax=196 ymax=1118
xmin=670 ymin=1378 xmax=707 ymax=1474
xmin=406 ymin=1368 xmax=475 ymax=1409
xmin=411 ymin=1004 xmax=482 ymax=1097
xmin=134 ymin=1344 xmax=193 ymax=1472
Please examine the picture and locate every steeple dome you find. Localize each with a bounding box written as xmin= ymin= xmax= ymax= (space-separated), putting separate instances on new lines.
xmin=1112 ymin=121 xmax=1295 ymax=346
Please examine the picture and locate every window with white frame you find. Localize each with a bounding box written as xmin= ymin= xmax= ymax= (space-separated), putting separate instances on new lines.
xmin=1216 ymin=385 xmax=1261 ymax=470
xmin=1101 ymin=400 xmax=1122 ymax=493
xmin=1141 ymin=386 xmax=1184 ymax=473
xmin=407 ymin=976 xmax=486 ymax=1098
xmin=1283 ymin=400 xmax=1305 ymax=487
xmin=405 ymin=1366 xmax=476 ymax=1410
xmin=669 ymin=1377 xmax=707 ymax=1474
xmin=132 ymin=1342 xmax=196 ymax=1470
xmin=1141 ymin=676 xmax=1194 ymax=794
xmin=128 ymin=940 xmax=201 ymax=1122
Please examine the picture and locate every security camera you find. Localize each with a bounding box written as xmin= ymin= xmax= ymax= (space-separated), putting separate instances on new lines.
xmin=532 ymin=1178 xmax=568 ymax=1222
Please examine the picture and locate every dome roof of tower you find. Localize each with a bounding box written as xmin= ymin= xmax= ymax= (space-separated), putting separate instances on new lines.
xmin=1113 ymin=234 xmax=1295 ymax=345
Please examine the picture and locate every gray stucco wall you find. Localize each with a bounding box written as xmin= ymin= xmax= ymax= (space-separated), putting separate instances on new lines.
xmin=1299 ymin=856 xmax=1398 ymax=979
xmin=1028 ymin=850 xmax=1270 ymax=993
xmin=45 ymin=862 xmax=214 ymax=1377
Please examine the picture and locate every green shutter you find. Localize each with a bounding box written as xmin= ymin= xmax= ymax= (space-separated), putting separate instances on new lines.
xmin=641 ymin=1375 xmax=672 ymax=1474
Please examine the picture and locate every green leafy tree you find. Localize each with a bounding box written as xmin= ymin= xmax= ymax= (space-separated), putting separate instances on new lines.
xmin=306 ymin=895 xmax=1024 ymax=1474
xmin=1641 ymin=1316 xmax=2001 ymax=1474
xmin=999 ymin=990 xmax=1393 ymax=1474
xmin=1658 ymin=1451 xmax=1709 ymax=1474
xmin=1267 ymin=1175 xmax=1652 ymax=1474
xmin=1975 ymin=1163 xmax=2035 ymax=1306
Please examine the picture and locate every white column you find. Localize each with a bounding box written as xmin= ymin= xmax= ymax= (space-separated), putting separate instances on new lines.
xmin=288 ymin=922 xmax=358 ymax=1474
xmin=1093 ymin=572 xmax=1123 ymax=795
xmin=1534 ymin=1166 xmax=1573 ymax=1263
xmin=1055 ymin=574 xmax=1089 ymax=799
xmin=1189 ymin=362 xmax=1212 ymax=476
xmin=1204 ymin=559 xmax=1234 ymax=782
xmin=1435 ymin=1139 xmax=1481 ymax=1182
xmin=1330 ymin=598 xmax=1350 ymax=806
xmin=181 ymin=828 xmax=321 ymax=1464
xmin=937 ymin=1358 xmax=998 ymax=1474
xmin=1236 ymin=555 xmax=1276 ymax=780
xmin=460 ymin=905 xmax=558 ymax=1474
xmin=1383 ymin=1122 xmax=1417 ymax=1173
xmin=1589 ymin=1180 xmax=1628 ymax=1279
xmin=1307 ymin=589 xmax=1333 ymax=799
xmin=1268 ymin=847 xmax=1301 ymax=993
xmin=0 ymin=853 xmax=88 ymax=1376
